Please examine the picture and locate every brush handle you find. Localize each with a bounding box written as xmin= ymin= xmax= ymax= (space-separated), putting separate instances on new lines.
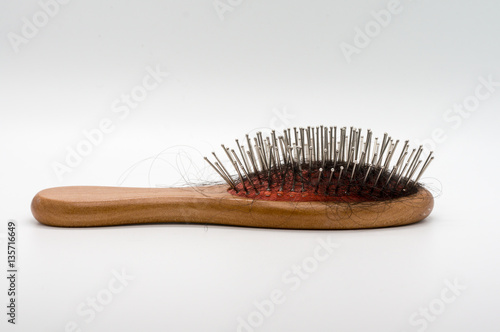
xmin=31 ymin=185 xmax=434 ymax=229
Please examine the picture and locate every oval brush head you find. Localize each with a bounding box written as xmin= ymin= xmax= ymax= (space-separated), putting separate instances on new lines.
xmin=206 ymin=126 xmax=433 ymax=202
xmin=32 ymin=126 xmax=434 ymax=229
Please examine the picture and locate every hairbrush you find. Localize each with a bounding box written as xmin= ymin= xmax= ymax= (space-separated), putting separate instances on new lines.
xmin=32 ymin=126 xmax=434 ymax=229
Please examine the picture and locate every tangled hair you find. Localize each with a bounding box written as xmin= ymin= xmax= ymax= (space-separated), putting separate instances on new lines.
xmin=205 ymin=126 xmax=434 ymax=203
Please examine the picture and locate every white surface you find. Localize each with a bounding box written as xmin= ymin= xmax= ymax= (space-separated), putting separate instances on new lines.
xmin=1 ymin=0 xmax=500 ymax=331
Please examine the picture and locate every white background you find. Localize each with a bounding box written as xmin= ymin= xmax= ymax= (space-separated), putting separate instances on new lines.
xmin=1 ymin=0 xmax=500 ymax=331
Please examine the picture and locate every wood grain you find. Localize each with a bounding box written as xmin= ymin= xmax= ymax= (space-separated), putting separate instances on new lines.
xmin=31 ymin=184 xmax=434 ymax=229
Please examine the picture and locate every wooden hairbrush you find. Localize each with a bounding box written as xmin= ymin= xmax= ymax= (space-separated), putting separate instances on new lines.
xmin=32 ymin=126 xmax=434 ymax=229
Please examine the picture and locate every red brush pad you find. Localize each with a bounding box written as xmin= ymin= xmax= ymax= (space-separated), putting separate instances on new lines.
xmin=228 ymin=169 xmax=411 ymax=202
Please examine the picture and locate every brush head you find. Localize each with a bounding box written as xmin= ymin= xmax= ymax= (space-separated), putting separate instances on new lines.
xmin=205 ymin=126 xmax=434 ymax=203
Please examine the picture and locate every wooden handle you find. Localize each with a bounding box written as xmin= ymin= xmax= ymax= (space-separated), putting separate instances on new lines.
xmin=31 ymin=185 xmax=434 ymax=229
